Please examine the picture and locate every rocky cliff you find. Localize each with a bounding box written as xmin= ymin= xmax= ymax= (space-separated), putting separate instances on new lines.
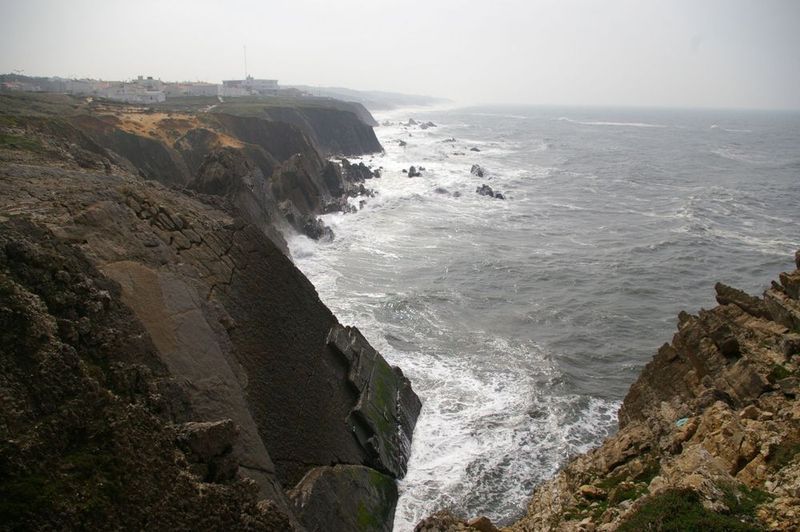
xmin=0 ymin=92 xmax=418 ymax=531
xmin=418 ymin=253 xmax=800 ymax=531
xmin=0 ymin=92 xmax=383 ymax=251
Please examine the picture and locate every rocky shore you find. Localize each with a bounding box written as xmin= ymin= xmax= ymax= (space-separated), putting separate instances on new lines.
xmin=417 ymin=253 xmax=800 ymax=531
xmin=0 ymin=92 xmax=419 ymax=531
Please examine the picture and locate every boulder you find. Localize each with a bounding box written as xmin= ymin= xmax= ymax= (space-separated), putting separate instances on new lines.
xmin=476 ymin=184 xmax=494 ymax=197
xmin=476 ymin=184 xmax=505 ymax=200
xmin=289 ymin=465 xmax=398 ymax=532
xmin=303 ymin=217 xmax=335 ymax=241
xmin=470 ymin=164 xmax=485 ymax=178
xmin=408 ymin=166 xmax=422 ymax=178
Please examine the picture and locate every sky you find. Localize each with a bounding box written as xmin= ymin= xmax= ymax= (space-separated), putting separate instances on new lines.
xmin=1 ymin=0 xmax=799 ymax=109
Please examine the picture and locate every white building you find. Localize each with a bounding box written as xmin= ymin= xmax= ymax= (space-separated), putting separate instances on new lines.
xmin=132 ymin=75 xmax=164 ymax=91
xmin=100 ymin=84 xmax=166 ymax=104
xmin=163 ymin=82 xmax=221 ymax=97
xmin=221 ymin=76 xmax=279 ymax=96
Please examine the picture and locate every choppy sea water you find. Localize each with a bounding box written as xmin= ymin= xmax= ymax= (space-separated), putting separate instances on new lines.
xmin=288 ymin=105 xmax=800 ymax=530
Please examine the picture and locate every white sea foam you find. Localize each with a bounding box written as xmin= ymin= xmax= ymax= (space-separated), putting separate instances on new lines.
xmin=556 ymin=116 xmax=668 ymax=128
xmin=287 ymin=104 xmax=799 ymax=531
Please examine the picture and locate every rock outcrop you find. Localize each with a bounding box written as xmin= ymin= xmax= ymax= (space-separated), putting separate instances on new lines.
xmin=470 ymin=164 xmax=485 ymax=178
xmin=0 ymin=92 xmax=418 ymax=531
xmin=420 ymin=253 xmax=800 ymax=531
xmin=476 ymin=184 xmax=505 ymax=200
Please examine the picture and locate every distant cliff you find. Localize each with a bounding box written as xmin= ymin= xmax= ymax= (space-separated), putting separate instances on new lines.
xmin=418 ymin=254 xmax=800 ymax=531
xmin=0 ymin=92 xmax=418 ymax=532
xmin=0 ymin=92 xmax=383 ymax=251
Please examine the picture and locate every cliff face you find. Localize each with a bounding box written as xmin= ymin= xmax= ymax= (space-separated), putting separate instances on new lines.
xmin=419 ymin=254 xmax=800 ymax=532
xmin=0 ymin=93 xmax=417 ymax=532
xmin=0 ymin=93 xmax=383 ymax=251
xmin=256 ymin=105 xmax=383 ymax=156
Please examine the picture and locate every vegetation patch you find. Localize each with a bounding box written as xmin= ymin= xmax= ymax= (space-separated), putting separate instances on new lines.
xmin=768 ymin=363 xmax=791 ymax=382
xmin=766 ymin=435 xmax=800 ymax=470
xmin=0 ymin=133 xmax=44 ymax=152
xmin=617 ymin=488 xmax=763 ymax=532
xmin=610 ymin=483 xmax=648 ymax=505
xmin=722 ymin=485 xmax=772 ymax=517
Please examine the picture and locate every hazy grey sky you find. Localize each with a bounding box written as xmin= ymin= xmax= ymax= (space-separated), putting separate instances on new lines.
xmin=1 ymin=0 xmax=799 ymax=109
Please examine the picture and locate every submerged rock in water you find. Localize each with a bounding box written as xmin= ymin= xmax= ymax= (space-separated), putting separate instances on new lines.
xmin=476 ymin=184 xmax=504 ymax=199
xmin=470 ymin=147 xmax=481 ymax=152
xmin=303 ymin=217 xmax=335 ymax=241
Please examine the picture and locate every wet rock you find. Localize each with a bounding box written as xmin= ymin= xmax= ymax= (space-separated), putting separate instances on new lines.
xmin=476 ymin=184 xmax=494 ymax=197
xmin=470 ymin=164 xmax=485 ymax=178
xmin=398 ymin=140 xmax=407 ymax=147
xmin=326 ymin=324 xmax=422 ymax=478
xmin=442 ymin=137 xmax=457 ymax=143
xmin=476 ymin=184 xmax=505 ymax=199
xmin=302 ymin=217 xmax=334 ymax=241
xmin=408 ymin=166 xmax=422 ymax=178
xmin=289 ymin=465 xmax=397 ymax=532
xmin=340 ymin=158 xmax=377 ymax=182
xmin=470 ymin=147 xmax=481 ymax=152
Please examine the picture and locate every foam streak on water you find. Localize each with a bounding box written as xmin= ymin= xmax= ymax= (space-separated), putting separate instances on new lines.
xmin=288 ymin=105 xmax=800 ymax=530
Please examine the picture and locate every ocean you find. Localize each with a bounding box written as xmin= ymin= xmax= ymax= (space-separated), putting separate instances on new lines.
xmin=287 ymin=105 xmax=800 ymax=530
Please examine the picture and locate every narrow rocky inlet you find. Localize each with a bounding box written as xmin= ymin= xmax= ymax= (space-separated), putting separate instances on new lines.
xmin=0 ymin=91 xmax=418 ymax=531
